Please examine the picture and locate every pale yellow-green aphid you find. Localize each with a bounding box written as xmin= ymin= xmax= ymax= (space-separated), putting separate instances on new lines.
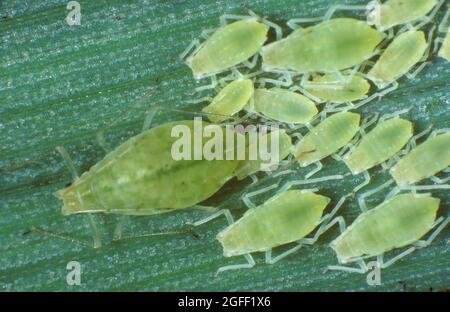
xmin=251 ymin=88 xmax=318 ymax=124
xmin=304 ymin=73 xmax=371 ymax=104
xmin=390 ymin=132 xmax=450 ymax=187
xmin=327 ymin=193 xmax=449 ymax=274
xmin=261 ymin=18 xmax=384 ymax=74
xmin=190 ymin=190 xmax=348 ymax=275
xmin=367 ymin=0 xmax=441 ymax=31
xmin=294 ymin=112 xmax=361 ymax=167
xmin=234 ymin=130 xmax=292 ymax=180
xmin=202 ymin=79 xmax=253 ymax=122
xmin=184 ymin=18 xmax=269 ymax=79
xmin=344 ymin=118 xmax=413 ymax=175
xmin=367 ymin=30 xmax=429 ymax=88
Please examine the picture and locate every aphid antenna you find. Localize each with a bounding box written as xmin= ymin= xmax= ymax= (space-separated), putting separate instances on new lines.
xmin=288 ymin=85 xmax=323 ymax=104
xmin=377 ymin=107 xmax=412 ymax=124
xmin=357 ymin=179 xmax=395 ymax=212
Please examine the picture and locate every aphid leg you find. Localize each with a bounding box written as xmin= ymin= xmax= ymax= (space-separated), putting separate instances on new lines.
xmin=429 ymin=128 xmax=450 ymax=137
xmin=351 ymin=171 xmax=371 ymax=195
xmin=265 ymin=244 xmax=303 ymax=264
xmin=286 ymin=17 xmax=323 ymax=30
xmin=260 ymin=17 xmax=283 ymax=40
xmin=215 ymin=253 xmax=255 ymax=276
xmin=357 ymin=180 xmax=395 ymax=212
xmin=195 ymin=75 xmax=218 ymax=93
xmin=96 ymin=131 xmax=112 ymax=153
xmin=289 ymin=85 xmax=323 ymax=103
xmin=219 ymin=11 xmax=256 ymax=26
xmin=304 ymin=161 xmax=323 ymax=179
xmin=413 ymin=216 xmax=450 ymax=248
xmin=378 ymin=107 xmax=411 ymax=124
xmin=141 ymin=106 xmax=160 ymax=132
xmin=438 ymin=4 xmax=450 ymax=34
xmin=87 ymin=214 xmax=102 ymax=248
xmin=406 ymin=125 xmax=432 ymax=150
xmin=242 ymin=183 xmax=279 ymax=208
xmin=379 ymin=246 xmax=417 ymax=269
xmin=360 ymin=112 xmax=380 ymax=136
xmin=112 ymin=215 xmax=129 ymax=240
xmin=326 ymin=259 xmax=368 ymax=274
xmin=23 ymin=227 xmax=92 ymax=248
xmin=187 ymin=209 xmax=234 ymax=227
xmin=323 ymin=4 xmax=368 ymax=21
xmin=242 ymin=54 xmax=259 ymax=70
xmin=179 ymin=38 xmax=201 ymax=62
xmin=385 ymin=185 xmax=400 ymax=199
xmin=277 ymin=174 xmax=345 ymax=194
xmin=430 ymin=175 xmax=450 ymax=184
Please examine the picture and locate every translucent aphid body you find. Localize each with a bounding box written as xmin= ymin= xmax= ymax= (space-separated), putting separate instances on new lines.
xmin=344 ymin=118 xmax=413 ymax=175
xmin=390 ymin=132 xmax=450 ymax=187
xmin=234 ymin=130 xmax=292 ymax=180
xmin=294 ymin=112 xmax=360 ymax=167
xmin=330 ymin=194 xmax=440 ymax=264
xmin=217 ymin=190 xmax=330 ymax=257
xmin=368 ymin=0 xmax=439 ymax=31
xmin=367 ymin=30 xmax=427 ymax=86
xmin=261 ymin=18 xmax=384 ymax=73
xmin=58 ymin=121 xmax=240 ymax=216
xmin=202 ymin=79 xmax=254 ymax=122
xmin=252 ymin=88 xmax=318 ymax=123
xmin=305 ymin=74 xmax=371 ymax=103
xmin=188 ymin=19 xmax=269 ymax=79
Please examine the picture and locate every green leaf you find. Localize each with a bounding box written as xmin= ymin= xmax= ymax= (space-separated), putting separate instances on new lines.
xmin=1 ymin=0 xmax=449 ymax=291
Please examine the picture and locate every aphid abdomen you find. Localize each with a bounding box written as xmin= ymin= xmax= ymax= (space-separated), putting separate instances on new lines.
xmin=344 ymin=118 xmax=413 ymax=174
xmin=305 ymin=74 xmax=370 ymax=103
xmin=190 ymin=19 xmax=269 ymax=78
xmin=331 ymin=194 xmax=440 ymax=262
xmin=375 ymin=0 xmax=438 ymax=31
xmin=390 ymin=132 xmax=450 ymax=186
xmin=368 ymin=31 xmax=427 ymax=85
xmin=261 ymin=18 xmax=384 ymax=72
xmin=294 ymin=112 xmax=360 ymax=166
xmin=58 ymin=121 xmax=240 ymax=215
xmin=252 ymin=88 xmax=318 ymax=124
xmin=202 ymin=79 xmax=253 ymax=122
xmin=217 ymin=191 xmax=330 ymax=257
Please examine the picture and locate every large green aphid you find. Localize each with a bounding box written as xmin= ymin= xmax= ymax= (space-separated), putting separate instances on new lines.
xmin=251 ymin=88 xmax=318 ymax=124
xmin=261 ymin=18 xmax=384 ymax=74
xmin=202 ymin=79 xmax=254 ymax=123
xmin=190 ymin=190 xmax=347 ymax=275
xmin=181 ymin=11 xmax=278 ymax=80
xmin=327 ymin=193 xmax=449 ymax=274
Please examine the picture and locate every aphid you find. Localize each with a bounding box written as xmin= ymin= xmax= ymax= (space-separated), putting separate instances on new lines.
xmin=303 ymin=73 xmax=371 ymax=111
xmin=55 ymin=119 xmax=242 ymax=247
xmin=390 ymin=131 xmax=450 ymax=188
xmin=202 ymin=79 xmax=254 ymax=122
xmin=366 ymin=29 xmax=432 ymax=89
xmin=261 ymin=18 xmax=384 ymax=77
xmin=343 ymin=115 xmax=413 ymax=194
xmin=181 ymin=11 xmax=281 ymax=80
xmin=234 ymin=129 xmax=292 ymax=180
xmin=191 ymin=190 xmax=347 ymax=275
xmin=293 ymin=112 xmax=361 ymax=177
xmin=250 ymin=88 xmax=318 ymax=124
xmin=366 ymin=0 xmax=443 ymax=32
xmin=327 ymin=193 xmax=449 ymax=274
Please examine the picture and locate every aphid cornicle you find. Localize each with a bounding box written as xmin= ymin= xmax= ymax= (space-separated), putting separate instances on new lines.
xmin=327 ymin=193 xmax=449 ymax=274
xmin=58 ymin=120 xmax=241 ymax=216
xmin=251 ymin=88 xmax=318 ymax=124
xmin=294 ymin=112 xmax=361 ymax=167
xmin=184 ymin=18 xmax=269 ymax=79
xmin=261 ymin=18 xmax=384 ymax=74
xmin=202 ymin=79 xmax=254 ymax=122
xmin=191 ymin=190 xmax=347 ymax=275
xmin=390 ymin=132 xmax=450 ymax=187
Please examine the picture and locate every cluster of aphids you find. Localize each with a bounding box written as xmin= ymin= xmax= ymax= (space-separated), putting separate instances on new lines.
xmin=52 ymin=1 xmax=449 ymax=277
